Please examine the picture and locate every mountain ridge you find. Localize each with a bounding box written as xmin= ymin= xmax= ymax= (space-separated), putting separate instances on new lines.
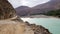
xmin=15 ymin=0 xmax=60 ymax=16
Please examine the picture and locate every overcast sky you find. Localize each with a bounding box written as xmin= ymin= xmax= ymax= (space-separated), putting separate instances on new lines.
xmin=8 ymin=0 xmax=50 ymax=8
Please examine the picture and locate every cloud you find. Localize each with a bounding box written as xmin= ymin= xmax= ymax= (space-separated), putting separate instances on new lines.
xmin=8 ymin=0 xmax=50 ymax=8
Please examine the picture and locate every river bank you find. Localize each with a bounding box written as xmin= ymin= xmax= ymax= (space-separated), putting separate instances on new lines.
xmin=21 ymin=18 xmax=60 ymax=34
xmin=21 ymin=15 xmax=59 ymax=18
xmin=0 ymin=17 xmax=51 ymax=34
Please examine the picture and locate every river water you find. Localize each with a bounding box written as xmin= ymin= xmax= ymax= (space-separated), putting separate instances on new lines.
xmin=21 ymin=18 xmax=60 ymax=34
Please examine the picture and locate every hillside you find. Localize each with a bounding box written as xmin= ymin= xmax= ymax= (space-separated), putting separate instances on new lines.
xmin=15 ymin=0 xmax=60 ymax=16
xmin=33 ymin=0 xmax=60 ymax=12
xmin=15 ymin=6 xmax=30 ymax=16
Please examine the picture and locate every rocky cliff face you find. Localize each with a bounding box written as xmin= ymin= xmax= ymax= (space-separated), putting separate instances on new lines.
xmin=0 ymin=0 xmax=51 ymax=34
xmin=0 ymin=0 xmax=16 ymax=19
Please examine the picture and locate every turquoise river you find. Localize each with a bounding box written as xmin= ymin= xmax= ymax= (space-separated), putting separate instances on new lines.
xmin=21 ymin=18 xmax=60 ymax=34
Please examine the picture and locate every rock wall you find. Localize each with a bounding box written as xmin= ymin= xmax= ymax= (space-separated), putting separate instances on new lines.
xmin=0 ymin=0 xmax=16 ymax=19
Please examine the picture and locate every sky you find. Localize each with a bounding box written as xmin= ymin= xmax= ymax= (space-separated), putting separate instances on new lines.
xmin=8 ymin=0 xmax=50 ymax=8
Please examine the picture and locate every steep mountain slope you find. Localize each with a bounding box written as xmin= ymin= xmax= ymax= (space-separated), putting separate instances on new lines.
xmin=15 ymin=0 xmax=60 ymax=16
xmin=34 ymin=0 xmax=60 ymax=9
xmin=15 ymin=6 xmax=30 ymax=16
xmin=33 ymin=0 xmax=60 ymax=12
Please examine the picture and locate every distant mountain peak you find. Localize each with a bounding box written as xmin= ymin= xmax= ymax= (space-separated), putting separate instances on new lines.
xmin=33 ymin=0 xmax=60 ymax=10
xmin=51 ymin=0 xmax=58 ymax=1
xmin=16 ymin=6 xmax=30 ymax=9
xmin=15 ymin=0 xmax=60 ymax=16
xmin=50 ymin=0 xmax=60 ymax=2
xmin=15 ymin=6 xmax=30 ymax=11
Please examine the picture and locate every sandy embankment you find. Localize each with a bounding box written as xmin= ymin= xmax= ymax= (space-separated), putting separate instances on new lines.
xmin=0 ymin=19 xmax=34 ymax=34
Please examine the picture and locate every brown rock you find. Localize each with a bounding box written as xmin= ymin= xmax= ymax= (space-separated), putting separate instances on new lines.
xmin=27 ymin=24 xmax=51 ymax=34
xmin=0 ymin=0 xmax=16 ymax=19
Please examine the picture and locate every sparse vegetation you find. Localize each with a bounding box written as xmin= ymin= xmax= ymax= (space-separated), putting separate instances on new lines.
xmin=46 ymin=9 xmax=60 ymax=18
